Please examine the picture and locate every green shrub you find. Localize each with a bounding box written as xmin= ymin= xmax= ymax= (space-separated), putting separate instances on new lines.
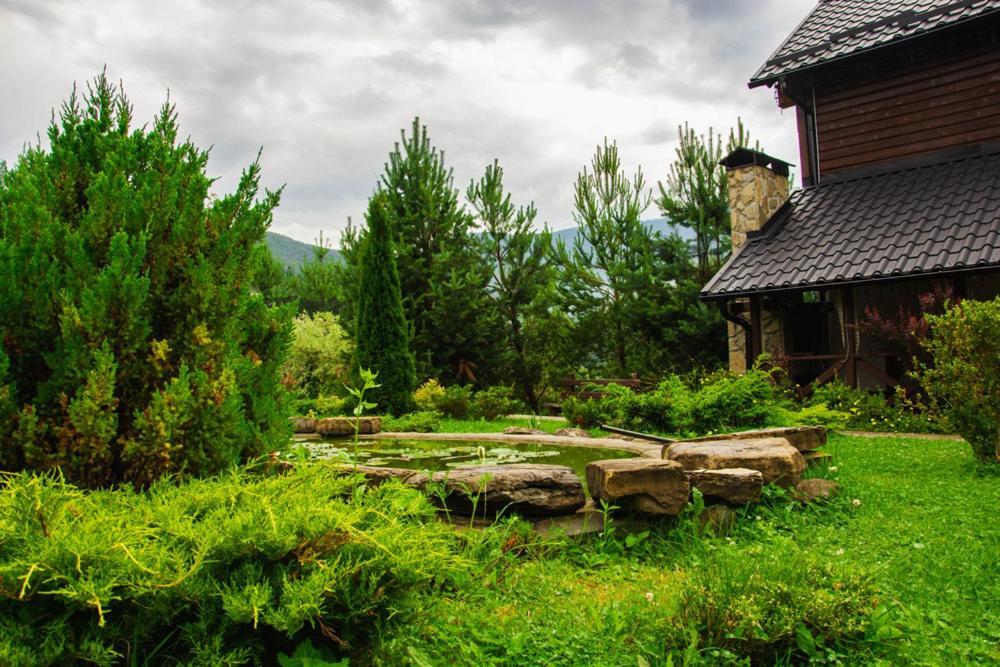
xmin=383 ymin=411 xmax=442 ymax=433
xmin=811 ymin=381 xmax=950 ymax=434
xmin=433 ymin=385 xmax=474 ymax=419
xmin=0 ymin=466 xmax=465 ymax=665
xmin=0 ymin=75 xmax=291 ymax=487
xmin=472 ymin=385 xmax=524 ymax=420
xmin=284 ymin=312 xmax=351 ymax=397
xmin=561 ymin=397 xmax=608 ymax=429
xmin=413 ymin=379 xmax=446 ymax=412
xmin=674 ymin=538 xmax=881 ymax=662
xmin=688 ymin=368 xmax=785 ymax=435
xmin=919 ymin=298 xmax=1000 ymax=462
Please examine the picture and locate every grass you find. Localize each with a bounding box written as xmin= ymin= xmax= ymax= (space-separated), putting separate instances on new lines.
xmin=366 ymin=432 xmax=1000 ymax=665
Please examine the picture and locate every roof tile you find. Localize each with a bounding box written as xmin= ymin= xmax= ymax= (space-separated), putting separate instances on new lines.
xmin=752 ymin=0 xmax=1000 ymax=85
xmin=702 ymin=150 xmax=1000 ymax=297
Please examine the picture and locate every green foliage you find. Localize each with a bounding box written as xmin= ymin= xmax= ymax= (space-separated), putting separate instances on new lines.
xmin=354 ymin=194 xmax=417 ymax=416
xmin=432 ymin=385 xmax=474 ymax=420
xmin=284 ymin=312 xmax=351 ymax=398
xmin=469 ymin=160 xmax=553 ymax=409
xmin=0 ymin=75 xmax=292 ymax=486
xmin=471 ymin=385 xmax=524 ymax=421
xmin=382 ymin=411 xmax=442 ymax=433
xmin=0 ymin=465 xmax=465 ymax=665
xmin=673 ymin=538 xmax=878 ymax=662
xmin=413 ymin=379 xmax=446 ymax=412
xmin=293 ymin=231 xmax=342 ymax=314
xmin=918 ymin=298 xmax=1000 ymax=461
xmin=810 ymin=381 xmax=951 ymax=434
xmin=291 ymin=396 xmax=346 ymax=418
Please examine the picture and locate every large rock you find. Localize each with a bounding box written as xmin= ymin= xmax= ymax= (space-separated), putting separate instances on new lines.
xmin=291 ymin=417 xmax=317 ymax=434
xmin=664 ymin=437 xmax=806 ymax=488
xmin=426 ymin=464 xmax=585 ymax=517
xmin=669 ymin=426 xmax=826 ymax=453
xmin=586 ymin=458 xmax=690 ymax=516
xmin=339 ymin=464 xmax=427 ymax=488
xmin=685 ymin=468 xmax=763 ymax=505
xmin=316 ymin=416 xmax=381 ymax=436
xmin=554 ymin=427 xmax=591 ymax=438
xmin=793 ymin=478 xmax=840 ymax=503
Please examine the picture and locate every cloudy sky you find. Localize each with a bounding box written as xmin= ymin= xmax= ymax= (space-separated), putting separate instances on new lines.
xmin=1 ymin=0 xmax=815 ymax=243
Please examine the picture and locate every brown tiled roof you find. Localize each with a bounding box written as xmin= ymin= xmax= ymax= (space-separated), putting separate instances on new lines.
xmin=751 ymin=0 xmax=1000 ymax=86
xmin=702 ymin=149 xmax=1000 ymax=298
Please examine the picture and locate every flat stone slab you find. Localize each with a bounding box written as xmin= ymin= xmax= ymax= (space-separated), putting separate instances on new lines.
xmin=316 ymin=416 xmax=381 ymax=436
xmin=503 ymin=426 xmax=547 ymax=435
xmin=685 ymin=468 xmax=763 ymax=505
xmin=669 ymin=426 xmax=826 ymax=453
xmin=664 ymin=437 xmax=806 ymax=488
xmin=425 ymin=464 xmax=585 ymax=517
xmin=291 ymin=417 xmax=317 ymax=434
xmin=586 ymin=458 xmax=690 ymax=516
xmin=554 ymin=427 xmax=591 ymax=438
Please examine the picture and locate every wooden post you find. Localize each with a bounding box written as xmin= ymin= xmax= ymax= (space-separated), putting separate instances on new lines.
xmin=749 ymin=294 xmax=763 ymax=364
xmin=843 ymin=288 xmax=858 ymax=387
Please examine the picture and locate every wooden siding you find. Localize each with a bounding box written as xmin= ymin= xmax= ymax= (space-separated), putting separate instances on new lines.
xmin=814 ymin=43 xmax=1000 ymax=176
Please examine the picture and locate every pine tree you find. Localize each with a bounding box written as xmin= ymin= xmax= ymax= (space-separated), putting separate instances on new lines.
xmin=336 ymin=118 xmax=495 ymax=383
xmin=554 ymin=139 xmax=652 ymax=376
xmin=0 ymin=74 xmax=292 ymax=487
xmin=656 ymin=118 xmax=758 ymax=283
xmin=354 ymin=193 xmax=416 ymax=415
xmin=468 ymin=160 xmax=552 ymax=410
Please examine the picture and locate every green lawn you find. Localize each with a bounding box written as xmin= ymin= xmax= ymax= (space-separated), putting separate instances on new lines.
xmin=368 ymin=433 xmax=1000 ymax=665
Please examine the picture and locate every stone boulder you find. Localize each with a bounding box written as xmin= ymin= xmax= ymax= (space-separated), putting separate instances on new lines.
xmin=503 ymin=426 xmax=547 ymax=435
xmin=670 ymin=426 xmax=826 ymax=453
xmin=793 ymin=478 xmax=840 ymax=503
xmin=291 ymin=417 xmax=317 ymax=434
xmin=586 ymin=458 xmax=690 ymax=516
xmin=664 ymin=437 xmax=806 ymax=488
xmin=426 ymin=464 xmax=585 ymax=517
xmin=554 ymin=427 xmax=591 ymax=438
xmin=316 ymin=416 xmax=381 ymax=436
xmin=685 ymin=468 xmax=763 ymax=505
xmin=339 ymin=464 xmax=427 ymax=488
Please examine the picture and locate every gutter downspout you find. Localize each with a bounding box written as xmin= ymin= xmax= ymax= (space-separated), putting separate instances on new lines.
xmin=719 ymin=299 xmax=753 ymax=372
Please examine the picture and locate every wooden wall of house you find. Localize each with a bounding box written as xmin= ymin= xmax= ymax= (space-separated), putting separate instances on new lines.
xmin=811 ymin=21 xmax=1000 ymax=177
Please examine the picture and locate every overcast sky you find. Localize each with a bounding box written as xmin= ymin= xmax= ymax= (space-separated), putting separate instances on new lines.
xmin=1 ymin=0 xmax=815 ymax=243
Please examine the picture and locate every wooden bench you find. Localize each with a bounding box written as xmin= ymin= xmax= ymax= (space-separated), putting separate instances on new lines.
xmin=543 ymin=374 xmax=643 ymax=414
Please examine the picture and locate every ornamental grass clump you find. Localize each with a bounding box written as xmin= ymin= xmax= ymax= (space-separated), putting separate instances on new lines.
xmin=0 ymin=74 xmax=292 ymax=487
xmin=0 ymin=465 xmax=465 ymax=665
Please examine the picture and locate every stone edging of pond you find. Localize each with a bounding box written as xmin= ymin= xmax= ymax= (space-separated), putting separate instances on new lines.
xmin=358 ymin=431 xmax=662 ymax=457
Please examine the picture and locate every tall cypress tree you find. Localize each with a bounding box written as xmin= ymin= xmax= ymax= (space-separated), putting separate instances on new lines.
xmin=354 ymin=193 xmax=416 ymax=415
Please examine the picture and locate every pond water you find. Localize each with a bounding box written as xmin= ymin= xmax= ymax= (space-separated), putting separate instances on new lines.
xmin=298 ymin=438 xmax=637 ymax=481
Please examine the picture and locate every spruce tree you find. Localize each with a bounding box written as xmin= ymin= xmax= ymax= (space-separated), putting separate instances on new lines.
xmin=354 ymin=193 xmax=416 ymax=415
xmin=0 ymin=74 xmax=292 ymax=487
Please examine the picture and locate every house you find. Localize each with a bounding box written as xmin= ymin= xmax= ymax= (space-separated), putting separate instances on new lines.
xmin=703 ymin=0 xmax=1000 ymax=392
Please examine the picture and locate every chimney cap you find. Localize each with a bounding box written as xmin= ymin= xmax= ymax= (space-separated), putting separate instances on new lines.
xmin=720 ymin=148 xmax=793 ymax=177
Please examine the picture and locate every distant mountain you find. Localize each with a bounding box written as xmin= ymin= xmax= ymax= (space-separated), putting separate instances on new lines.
xmin=266 ymin=219 xmax=691 ymax=270
xmin=551 ymin=217 xmax=694 ymax=249
xmin=265 ymin=232 xmax=319 ymax=269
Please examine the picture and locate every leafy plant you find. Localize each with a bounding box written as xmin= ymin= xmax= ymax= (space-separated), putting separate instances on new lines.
xmin=413 ymin=379 xmax=446 ymax=412
xmin=433 ymin=385 xmax=474 ymax=419
xmin=284 ymin=312 xmax=351 ymax=398
xmin=382 ymin=411 xmax=442 ymax=433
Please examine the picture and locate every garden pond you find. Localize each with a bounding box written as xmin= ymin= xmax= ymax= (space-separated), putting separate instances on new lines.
xmin=297 ymin=438 xmax=637 ymax=481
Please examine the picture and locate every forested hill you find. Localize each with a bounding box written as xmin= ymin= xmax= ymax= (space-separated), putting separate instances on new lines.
xmin=267 ymin=219 xmax=690 ymax=270
xmin=265 ymin=232 xmax=320 ymax=269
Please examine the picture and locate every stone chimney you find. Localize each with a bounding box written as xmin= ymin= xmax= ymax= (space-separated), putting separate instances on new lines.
xmin=719 ymin=148 xmax=792 ymax=373
xmin=721 ymin=148 xmax=791 ymax=251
